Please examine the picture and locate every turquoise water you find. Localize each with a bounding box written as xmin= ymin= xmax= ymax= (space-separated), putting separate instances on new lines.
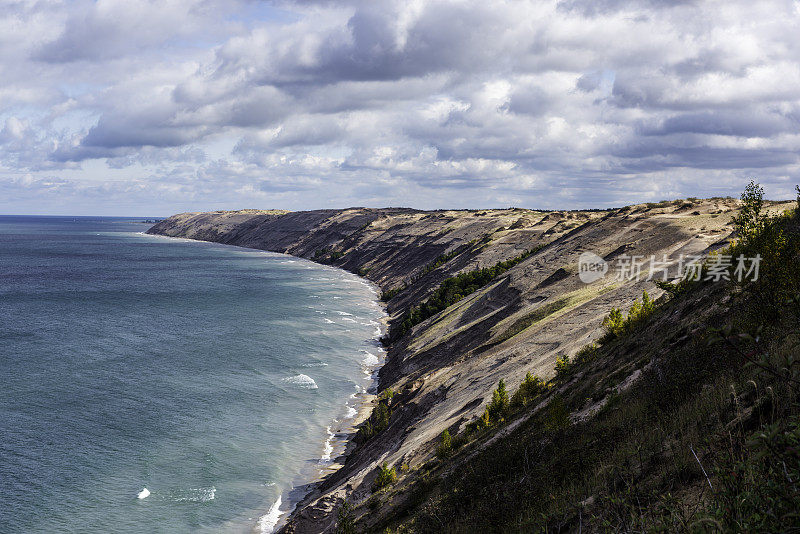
xmin=0 ymin=216 xmax=385 ymax=533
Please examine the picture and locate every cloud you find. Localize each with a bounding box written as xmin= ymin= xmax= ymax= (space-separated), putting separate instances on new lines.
xmin=2 ymin=0 xmax=800 ymax=215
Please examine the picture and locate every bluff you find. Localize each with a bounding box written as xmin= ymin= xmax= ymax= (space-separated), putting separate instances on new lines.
xmin=147 ymin=196 xmax=799 ymax=533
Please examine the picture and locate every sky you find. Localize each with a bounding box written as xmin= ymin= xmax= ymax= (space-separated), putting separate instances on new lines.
xmin=1 ymin=0 xmax=800 ymax=216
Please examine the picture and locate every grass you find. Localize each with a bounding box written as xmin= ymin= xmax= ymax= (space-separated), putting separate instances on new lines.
xmin=490 ymin=283 xmax=618 ymax=347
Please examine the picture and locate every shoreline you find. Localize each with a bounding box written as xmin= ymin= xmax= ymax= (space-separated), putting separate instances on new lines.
xmin=264 ymin=314 xmax=387 ymax=534
xmin=140 ymin=230 xmax=389 ymax=534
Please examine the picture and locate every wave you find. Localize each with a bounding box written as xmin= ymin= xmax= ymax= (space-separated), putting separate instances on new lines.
xmin=283 ymin=374 xmax=318 ymax=389
xmin=258 ymin=495 xmax=284 ymax=534
xmin=344 ymin=406 xmax=358 ymax=418
xmin=335 ymin=311 xmax=353 ymax=316
xmin=324 ymin=318 xmax=334 ymax=324
xmin=320 ymin=426 xmax=335 ymax=462
xmin=361 ymin=351 xmax=380 ymax=367
xmin=170 ymin=486 xmax=216 ymax=502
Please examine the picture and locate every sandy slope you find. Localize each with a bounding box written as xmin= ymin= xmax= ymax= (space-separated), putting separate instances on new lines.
xmin=147 ymin=199 xmax=793 ymax=533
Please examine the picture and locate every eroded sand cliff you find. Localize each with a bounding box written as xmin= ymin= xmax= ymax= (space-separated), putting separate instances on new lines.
xmin=148 ymin=199 xmax=788 ymax=533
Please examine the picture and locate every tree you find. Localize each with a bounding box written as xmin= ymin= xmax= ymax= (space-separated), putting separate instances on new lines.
xmin=436 ymin=429 xmax=453 ymax=459
xmin=336 ymin=501 xmax=356 ymax=534
xmin=732 ymin=180 xmax=768 ymax=248
xmin=487 ymin=379 xmax=509 ymax=423
xmin=796 ymin=185 xmax=800 ymax=214
xmin=374 ymin=462 xmax=397 ymax=490
xmin=511 ymin=372 xmax=547 ymax=407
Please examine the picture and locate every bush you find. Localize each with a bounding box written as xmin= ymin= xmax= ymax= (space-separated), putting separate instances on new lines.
xmin=543 ymin=395 xmax=569 ymax=432
xmin=374 ymin=462 xmax=397 ymax=491
xmin=732 ymin=180 xmax=769 ymax=249
xmin=600 ymin=291 xmax=657 ymax=342
xmin=601 ymin=307 xmax=624 ymax=338
xmin=356 ymin=396 xmax=393 ymax=443
xmin=436 ymin=430 xmax=453 ymax=459
xmin=728 ymin=181 xmax=800 ymax=318
xmin=336 ymin=500 xmax=356 ymax=534
xmin=711 ymin=418 xmax=800 ymax=531
xmin=381 ymin=286 xmax=405 ymax=301
xmin=573 ymin=343 xmax=598 ymax=367
xmin=796 ymin=185 xmax=800 ymax=215
xmin=554 ymin=354 xmax=571 ymax=379
xmin=510 ymin=372 xmax=547 ymax=408
xmin=486 ymin=379 xmax=510 ymax=423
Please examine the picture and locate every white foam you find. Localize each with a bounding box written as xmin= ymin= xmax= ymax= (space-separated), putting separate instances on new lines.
xmin=137 ymin=487 xmax=150 ymax=500
xmin=361 ymin=351 xmax=380 ymax=367
xmin=335 ymin=311 xmax=353 ymax=316
xmin=344 ymin=406 xmax=358 ymax=418
xmin=258 ymin=495 xmax=284 ymax=534
xmin=320 ymin=426 xmax=335 ymax=462
xmin=172 ymin=486 xmax=216 ymax=502
xmin=283 ymin=374 xmax=318 ymax=389
xmin=324 ymin=318 xmax=334 ymax=324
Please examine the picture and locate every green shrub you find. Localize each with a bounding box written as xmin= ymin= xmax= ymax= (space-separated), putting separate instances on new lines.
xmin=601 ymin=307 xmax=624 ymax=339
xmin=794 ymin=185 xmax=800 ymax=217
xmin=711 ymin=418 xmax=800 ymax=531
xmin=543 ymin=395 xmax=569 ymax=432
xmin=374 ymin=462 xmax=397 ymax=491
xmin=356 ymin=396 xmax=393 ymax=443
xmin=510 ymin=372 xmax=547 ymax=408
xmin=381 ymin=286 xmax=405 ymax=301
xmin=573 ymin=343 xmax=598 ymax=367
xmin=600 ymin=291 xmax=657 ymax=342
xmin=732 ymin=180 xmax=769 ymax=249
xmin=417 ymin=241 xmax=476 ymax=278
xmin=336 ymin=500 xmax=356 ymax=534
xmin=436 ymin=430 xmax=453 ymax=459
xmin=486 ymin=379 xmax=510 ymax=423
xmin=727 ymin=181 xmax=800 ymax=318
xmin=554 ymin=354 xmax=571 ymax=379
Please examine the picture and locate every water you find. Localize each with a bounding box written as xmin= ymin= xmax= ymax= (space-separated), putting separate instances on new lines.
xmin=0 ymin=216 xmax=385 ymax=533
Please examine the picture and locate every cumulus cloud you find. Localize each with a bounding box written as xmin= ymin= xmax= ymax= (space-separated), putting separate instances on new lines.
xmin=1 ymin=0 xmax=800 ymax=214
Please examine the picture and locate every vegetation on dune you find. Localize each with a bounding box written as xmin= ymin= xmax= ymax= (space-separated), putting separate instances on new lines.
xmin=380 ymin=241 xmax=478 ymax=302
xmin=600 ymin=290 xmax=657 ymax=342
xmin=355 ymin=389 xmax=395 ymax=443
xmin=373 ymin=462 xmax=398 ymax=491
xmin=381 ymin=286 xmax=405 ymax=301
xmin=351 ymin=182 xmax=800 ymax=534
xmin=417 ymin=241 xmax=477 ymax=279
xmin=435 ymin=430 xmax=452 ymax=459
xmin=393 ymin=245 xmax=546 ymax=339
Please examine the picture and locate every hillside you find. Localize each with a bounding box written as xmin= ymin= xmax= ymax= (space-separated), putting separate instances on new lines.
xmin=147 ymin=192 xmax=799 ymax=533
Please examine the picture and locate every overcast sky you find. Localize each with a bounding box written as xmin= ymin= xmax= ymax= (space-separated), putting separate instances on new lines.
xmin=1 ymin=0 xmax=799 ymax=215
